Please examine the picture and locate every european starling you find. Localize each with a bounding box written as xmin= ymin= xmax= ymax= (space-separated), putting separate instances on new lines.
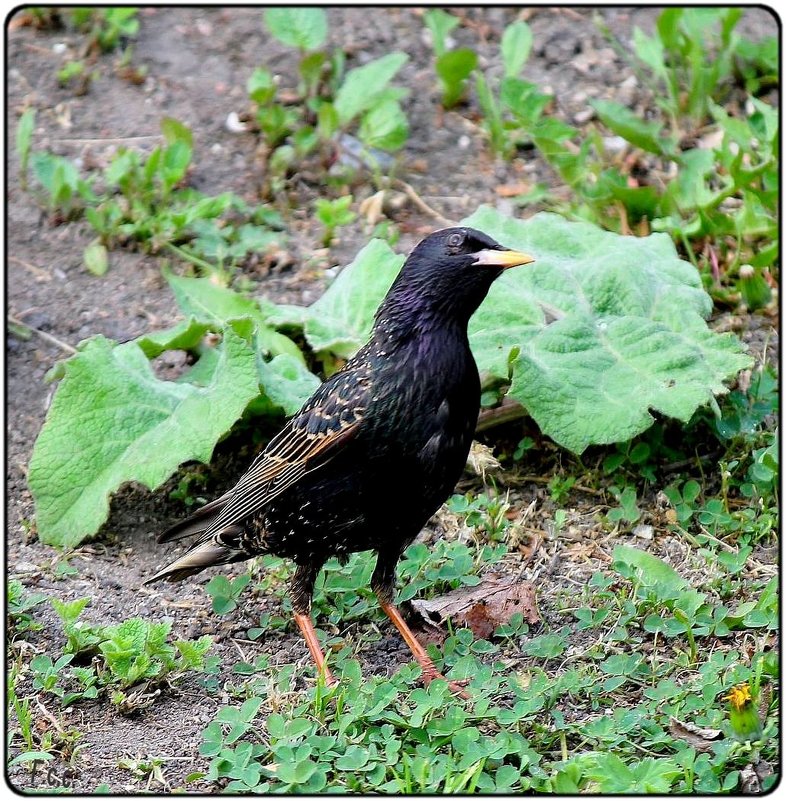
xmin=146 ymin=227 xmax=534 ymax=694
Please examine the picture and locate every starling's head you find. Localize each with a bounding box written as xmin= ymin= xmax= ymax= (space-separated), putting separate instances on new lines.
xmin=408 ymin=227 xmax=534 ymax=276
xmin=380 ymin=227 xmax=535 ymax=327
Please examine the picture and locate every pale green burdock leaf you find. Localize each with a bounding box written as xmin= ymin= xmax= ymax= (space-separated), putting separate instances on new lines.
xmin=270 ymin=238 xmax=405 ymax=357
xmin=257 ymin=353 xmax=321 ymax=416
xmin=29 ymin=323 xmax=259 ymax=548
xmin=166 ymin=273 xmax=304 ymax=361
xmin=463 ymin=207 xmax=752 ymax=452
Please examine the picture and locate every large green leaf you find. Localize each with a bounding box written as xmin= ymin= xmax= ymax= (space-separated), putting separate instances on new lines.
xmin=508 ymin=314 xmax=749 ymax=450
xmin=612 ymin=545 xmax=689 ymax=596
xmin=29 ymin=323 xmax=259 ymax=548
xmin=166 ymin=274 xmax=304 ymax=361
xmin=257 ymin=353 xmax=321 ymax=416
xmin=463 ymin=207 xmax=751 ymax=452
xmin=270 ymin=239 xmax=404 ymax=357
xmin=269 ymin=209 xmax=750 ymax=453
xmin=134 ymin=317 xmax=212 ymax=358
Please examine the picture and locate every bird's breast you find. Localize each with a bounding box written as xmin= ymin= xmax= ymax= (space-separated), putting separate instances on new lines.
xmin=366 ymin=337 xmax=480 ymax=483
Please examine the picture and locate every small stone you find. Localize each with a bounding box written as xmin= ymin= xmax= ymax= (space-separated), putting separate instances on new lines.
xmin=495 ymin=198 xmax=514 ymax=217
xmin=617 ymin=74 xmax=638 ymax=105
xmin=574 ymin=107 xmax=595 ymax=125
xmin=633 ymin=524 xmax=654 ymax=540
xmin=383 ymin=191 xmax=408 ymax=212
xmin=225 ymin=111 xmax=248 ymax=133
xmin=458 ymin=135 xmax=471 ymax=149
xmin=603 ymin=135 xmax=628 ymax=153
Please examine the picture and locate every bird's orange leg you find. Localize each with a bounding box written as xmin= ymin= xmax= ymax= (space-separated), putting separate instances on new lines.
xmin=378 ymin=600 xmax=470 ymax=699
xmin=293 ymin=612 xmax=338 ymax=688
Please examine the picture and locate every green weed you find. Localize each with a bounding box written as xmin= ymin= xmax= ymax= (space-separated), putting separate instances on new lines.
xmin=8 ymin=580 xmax=47 ymax=636
xmin=23 ymin=116 xmax=284 ymax=280
xmin=15 ymin=108 xmax=35 ymax=190
xmin=250 ymin=7 xmax=409 ymax=194
xmin=205 ymin=573 xmax=252 ymax=615
xmin=314 ymin=195 xmax=357 ymax=247
xmin=446 ymin=490 xmax=511 ymax=543
xmin=67 ymin=7 xmax=140 ymax=53
xmin=464 ymin=9 xmax=778 ymax=289
xmin=30 ymin=7 xmax=143 ymax=93
xmin=13 ymin=599 xmax=216 ymax=714
xmin=424 ymin=9 xmax=478 ymax=109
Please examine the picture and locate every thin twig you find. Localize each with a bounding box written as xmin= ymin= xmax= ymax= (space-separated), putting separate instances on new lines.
xmin=164 ymin=241 xmax=216 ymax=272
xmin=35 ymin=699 xmax=64 ymax=734
xmin=392 ymin=179 xmax=457 ymax=227
xmin=476 ymin=397 xmax=528 ymax=432
xmin=8 ymin=255 xmax=51 ymax=280
xmin=661 ymin=450 xmax=723 ymax=472
xmin=54 ymin=135 xmax=163 ymax=145
xmin=8 ymin=313 xmax=76 ymax=354
xmin=508 ymin=474 xmax=605 ymax=497
xmin=23 ymin=42 xmax=58 ymax=57
xmin=230 ymin=638 xmax=249 ymax=664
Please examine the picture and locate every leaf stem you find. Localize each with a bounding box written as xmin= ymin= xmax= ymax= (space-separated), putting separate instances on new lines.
xmin=164 ymin=242 xmax=218 ymax=273
xmin=8 ymin=314 xmax=77 ymax=354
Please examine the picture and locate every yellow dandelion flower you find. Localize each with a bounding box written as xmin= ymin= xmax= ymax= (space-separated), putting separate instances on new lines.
xmin=725 ymin=682 xmax=762 ymax=742
xmin=724 ymin=682 xmax=753 ymax=712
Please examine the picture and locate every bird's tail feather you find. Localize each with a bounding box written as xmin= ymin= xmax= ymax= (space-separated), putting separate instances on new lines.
xmin=144 ymin=525 xmax=246 ymax=584
xmin=157 ymin=493 xmax=230 ymax=543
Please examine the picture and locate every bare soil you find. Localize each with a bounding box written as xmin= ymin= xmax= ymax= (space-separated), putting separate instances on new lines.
xmin=6 ymin=6 xmax=777 ymax=793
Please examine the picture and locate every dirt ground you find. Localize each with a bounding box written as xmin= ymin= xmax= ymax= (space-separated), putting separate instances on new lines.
xmin=6 ymin=6 xmax=778 ymax=793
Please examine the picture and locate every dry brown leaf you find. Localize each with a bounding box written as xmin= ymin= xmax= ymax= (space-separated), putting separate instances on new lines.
xmin=668 ymin=716 xmax=723 ymax=752
xmin=741 ymin=759 xmax=774 ymax=794
xmin=410 ymin=573 xmax=538 ymax=640
xmin=740 ymin=765 xmax=761 ymax=794
xmin=495 ymin=183 xmax=530 ymax=198
xmin=466 ymin=441 xmax=501 ymax=480
xmin=359 ymin=190 xmax=385 ymax=226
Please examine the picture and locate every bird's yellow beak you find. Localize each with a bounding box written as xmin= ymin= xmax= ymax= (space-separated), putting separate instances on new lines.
xmin=474 ymin=248 xmax=535 ymax=269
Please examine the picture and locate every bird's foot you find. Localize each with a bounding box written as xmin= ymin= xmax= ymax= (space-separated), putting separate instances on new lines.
xmin=420 ymin=665 xmax=471 ymax=700
xmin=376 ymin=600 xmax=472 ymax=699
xmin=320 ymin=669 xmax=339 ymax=690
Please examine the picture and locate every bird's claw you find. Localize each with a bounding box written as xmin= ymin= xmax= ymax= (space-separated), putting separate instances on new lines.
xmin=447 ymin=679 xmax=472 ymax=700
xmin=421 ymin=669 xmax=471 ymax=699
xmin=320 ymin=670 xmax=339 ymax=689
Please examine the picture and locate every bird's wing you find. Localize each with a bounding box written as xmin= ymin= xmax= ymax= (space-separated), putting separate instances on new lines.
xmin=199 ymin=365 xmax=371 ymax=537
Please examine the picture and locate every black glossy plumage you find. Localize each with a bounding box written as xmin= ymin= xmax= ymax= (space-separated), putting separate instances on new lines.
xmin=147 ymin=227 xmax=533 ymax=688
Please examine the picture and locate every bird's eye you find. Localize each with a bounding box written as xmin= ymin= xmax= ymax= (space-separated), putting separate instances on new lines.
xmin=447 ymin=231 xmax=465 ymax=249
